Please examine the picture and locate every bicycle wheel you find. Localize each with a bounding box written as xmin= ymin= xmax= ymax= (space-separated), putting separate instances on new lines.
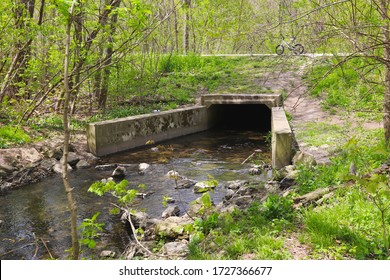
xmin=276 ymin=44 xmax=284 ymax=55
xmin=293 ymin=44 xmax=304 ymax=55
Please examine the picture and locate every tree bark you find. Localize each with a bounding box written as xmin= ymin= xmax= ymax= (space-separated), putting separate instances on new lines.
xmin=172 ymin=0 xmax=179 ymax=51
xmin=56 ymin=0 xmax=120 ymax=112
xmin=380 ymin=0 xmax=390 ymax=143
xmin=98 ymin=0 xmax=121 ymax=110
xmin=62 ymin=1 xmax=80 ymax=260
xmin=183 ymin=0 xmax=191 ymax=53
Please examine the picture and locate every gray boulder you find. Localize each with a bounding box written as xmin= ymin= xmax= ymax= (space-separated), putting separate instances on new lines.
xmin=162 ymin=206 xmax=180 ymax=219
xmin=162 ymin=241 xmax=189 ymax=259
xmin=53 ymin=162 xmax=72 ymax=174
xmin=76 ymin=159 xmax=91 ymax=169
xmin=155 ymin=215 xmax=193 ymax=239
xmin=60 ymin=152 xmax=80 ymax=167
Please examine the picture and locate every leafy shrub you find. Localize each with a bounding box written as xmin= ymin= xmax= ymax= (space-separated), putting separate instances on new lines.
xmin=262 ymin=194 xmax=295 ymax=221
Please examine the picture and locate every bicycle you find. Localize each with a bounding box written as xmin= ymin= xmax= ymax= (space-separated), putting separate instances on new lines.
xmin=275 ymin=35 xmax=304 ymax=55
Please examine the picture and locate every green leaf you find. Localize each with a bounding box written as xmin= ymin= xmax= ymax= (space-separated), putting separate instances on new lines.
xmin=365 ymin=181 xmax=378 ymax=194
xmin=87 ymin=239 xmax=96 ymax=249
xmin=109 ymin=207 xmax=120 ymax=215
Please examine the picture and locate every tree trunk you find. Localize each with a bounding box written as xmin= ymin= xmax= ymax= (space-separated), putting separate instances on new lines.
xmin=56 ymin=0 xmax=119 ymax=113
xmin=70 ymin=4 xmax=84 ymax=114
xmin=172 ymin=0 xmax=179 ymax=51
xmin=380 ymin=0 xmax=390 ymax=143
xmin=62 ymin=1 xmax=80 ymax=260
xmin=233 ymin=0 xmax=244 ymax=53
xmin=183 ymin=0 xmax=191 ymax=53
xmin=98 ymin=0 xmax=121 ymax=110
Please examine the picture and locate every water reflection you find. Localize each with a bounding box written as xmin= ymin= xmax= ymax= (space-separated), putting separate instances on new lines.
xmin=0 ymin=129 xmax=269 ymax=259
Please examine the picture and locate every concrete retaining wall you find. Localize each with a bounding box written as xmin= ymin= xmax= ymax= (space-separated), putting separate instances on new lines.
xmin=87 ymin=94 xmax=293 ymax=169
xmin=87 ymin=106 xmax=208 ymax=156
xmin=271 ymin=107 xmax=292 ymax=169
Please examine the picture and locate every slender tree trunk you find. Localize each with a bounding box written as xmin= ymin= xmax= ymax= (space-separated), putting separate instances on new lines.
xmin=384 ymin=63 xmax=390 ymax=143
xmin=56 ymin=0 xmax=119 ymax=112
xmin=183 ymin=0 xmax=191 ymax=53
xmin=99 ymin=0 xmax=121 ymax=109
xmin=233 ymin=0 xmax=244 ymax=53
xmin=70 ymin=4 xmax=84 ymax=114
xmin=380 ymin=0 xmax=390 ymax=143
xmin=62 ymin=1 xmax=80 ymax=260
xmin=172 ymin=0 xmax=179 ymax=51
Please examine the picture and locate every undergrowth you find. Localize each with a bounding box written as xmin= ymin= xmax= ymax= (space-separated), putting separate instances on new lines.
xmin=305 ymin=57 xmax=384 ymax=121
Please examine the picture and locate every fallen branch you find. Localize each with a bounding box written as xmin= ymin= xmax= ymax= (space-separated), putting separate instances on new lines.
xmin=0 ymin=243 xmax=35 ymax=258
xmin=41 ymin=238 xmax=54 ymax=259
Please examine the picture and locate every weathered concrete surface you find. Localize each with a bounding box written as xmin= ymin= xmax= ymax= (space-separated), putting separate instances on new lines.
xmin=201 ymin=94 xmax=282 ymax=109
xmin=87 ymin=106 xmax=208 ymax=156
xmin=272 ymin=107 xmax=292 ymax=169
xmin=87 ymin=94 xmax=291 ymax=167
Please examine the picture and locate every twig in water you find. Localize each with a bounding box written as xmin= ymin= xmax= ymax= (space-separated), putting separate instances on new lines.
xmin=33 ymin=233 xmax=39 ymax=258
xmin=40 ymin=238 xmax=54 ymax=259
xmin=241 ymin=149 xmax=262 ymax=165
xmin=0 ymin=243 xmax=35 ymax=258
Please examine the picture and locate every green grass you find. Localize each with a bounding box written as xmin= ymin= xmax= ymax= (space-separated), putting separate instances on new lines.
xmin=305 ymin=57 xmax=384 ymax=121
xmin=295 ymin=121 xmax=347 ymax=147
xmin=301 ymin=187 xmax=389 ymax=259
xmin=187 ymin=199 xmax=295 ymax=260
xmin=295 ymin=128 xmax=389 ymax=195
xmin=0 ymin=125 xmax=31 ymax=148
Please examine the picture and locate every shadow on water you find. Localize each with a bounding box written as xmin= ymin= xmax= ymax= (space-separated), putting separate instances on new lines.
xmin=0 ymin=129 xmax=270 ymax=259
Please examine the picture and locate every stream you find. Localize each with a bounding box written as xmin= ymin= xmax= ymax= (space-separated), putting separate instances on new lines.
xmin=0 ymin=129 xmax=270 ymax=260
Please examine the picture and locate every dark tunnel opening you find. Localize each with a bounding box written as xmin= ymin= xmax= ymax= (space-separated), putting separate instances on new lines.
xmin=207 ymin=104 xmax=271 ymax=132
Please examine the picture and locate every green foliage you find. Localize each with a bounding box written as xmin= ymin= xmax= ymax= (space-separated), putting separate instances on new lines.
xmin=198 ymin=192 xmax=214 ymax=215
xmin=357 ymin=173 xmax=390 ymax=256
xmin=188 ymin=200 xmax=294 ymax=260
xmin=302 ymin=188 xmax=389 ymax=259
xmin=306 ymin=58 xmax=384 ymax=121
xmin=262 ymin=195 xmax=295 ymax=221
xmin=88 ymin=179 xmax=139 ymax=207
xmin=78 ymin=212 xmax=104 ymax=250
xmin=296 ymin=128 xmax=390 ymax=194
xmin=0 ymin=125 xmax=31 ymax=148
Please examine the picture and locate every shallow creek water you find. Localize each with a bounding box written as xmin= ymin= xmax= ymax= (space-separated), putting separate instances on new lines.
xmin=0 ymin=129 xmax=269 ymax=259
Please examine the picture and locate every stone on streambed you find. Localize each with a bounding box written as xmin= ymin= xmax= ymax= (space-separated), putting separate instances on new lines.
xmin=95 ymin=164 xmax=117 ymax=170
xmin=187 ymin=196 xmax=215 ymax=216
xmin=76 ymin=159 xmax=91 ymax=169
xmin=166 ymin=170 xmax=181 ymax=179
xmin=100 ymin=177 xmax=113 ymax=184
xmin=155 ymin=215 xmax=193 ymax=239
xmin=112 ymin=166 xmax=126 ymax=178
xmin=193 ymin=180 xmax=218 ymax=193
xmin=162 ymin=205 xmax=180 ymax=219
xmin=60 ymin=152 xmax=80 ymax=167
xmin=225 ymin=180 xmax=249 ymax=190
xmin=53 ymin=163 xmax=72 ymax=174
xmin=175 ymin=178 xmax=196 ymax=189
xmin=138 ymin=163 xmax=150 ymax=175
